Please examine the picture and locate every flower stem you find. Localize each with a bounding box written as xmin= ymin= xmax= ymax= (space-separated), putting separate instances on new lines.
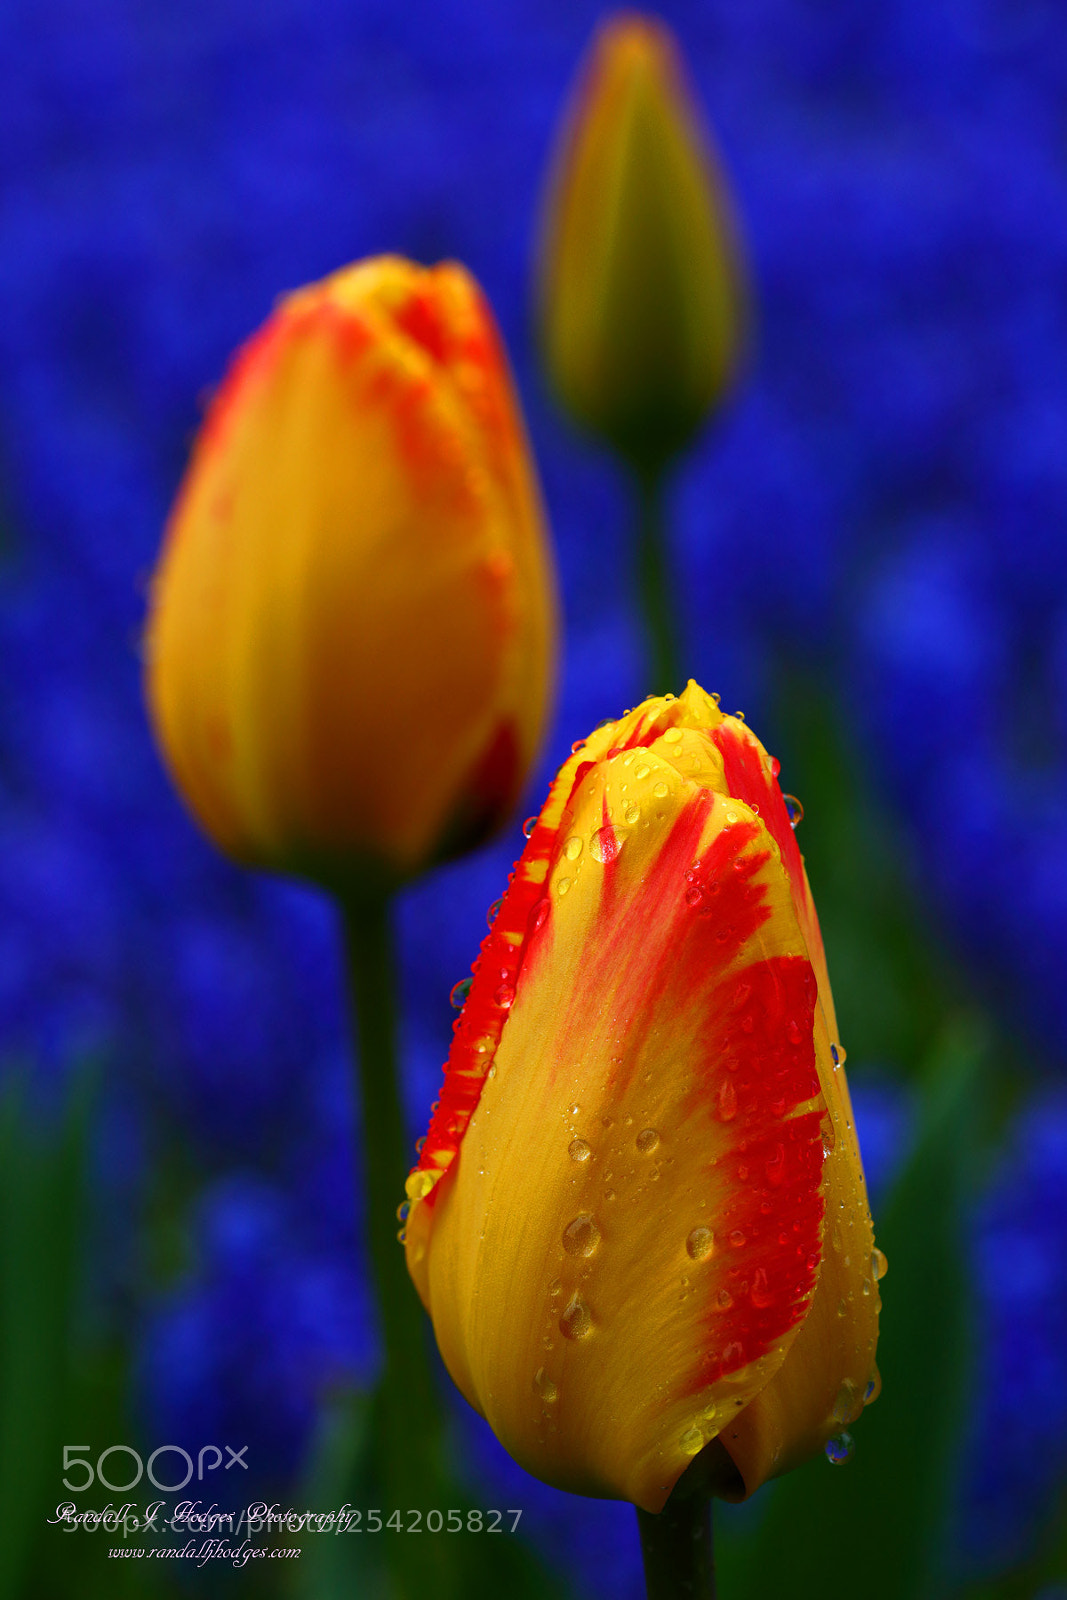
xmin=340 ymin=891 xmax=444 ymax=1506
xmin=636 ymin=1496 xmax=716 ymax=1600
xmin=634 ymin=467 xmax=683 ymax=697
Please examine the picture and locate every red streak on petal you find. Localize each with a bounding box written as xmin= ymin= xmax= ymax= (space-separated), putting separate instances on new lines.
xmin=410 ymin=805 xmax=560 ymax=1204
xmin=682 ymin=953 xmax=824 ymax=1392
xmin=711 ymin=722 xmax=808 ymax=928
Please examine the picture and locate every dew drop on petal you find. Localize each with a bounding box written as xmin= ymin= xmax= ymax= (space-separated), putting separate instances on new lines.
xmin=680 ymin=1427 xmax=703 ymax=1456
xmin=590 ymin=826 xmax=621 ymax=865
xmin=636 ymin=1128 xmax=660 ymax=1153
xmin=559 ymin=1294 xmax=593 ymax=1340
xmin=783 ymin=795 xmax=804 ymax=828
xmin=565 ymin=836 xmax=583 ymax=861
xmin=686 ymin=1227 xmax=714 ymax=1261
xmin=562 ymin=1214 xmax=600 ymax=1257
xmin=486 ymin=897 xmax=503 ymax=928
xmin=825 ymin=1432 xmax=855 ymax=1466
xmin=396 ymin=1201 xmax=410 ymax=1223
xmin=406 ymin=1170 xmax=436 ymax=1202
xmin=872 ymin=1247 xmax=888 ymax=1281
xmin=450 ymin=977 xmax=472 ymax=1009
xmin=568 ymin=1138 xmax=591 ymax=1163
xmin=750 ymin=1267 xmax=774 ymax=1308
xmin=832 ymin=1380 xmax=859 ymax=1425
xmin=523 ymin=816 xmax=538 ymax=838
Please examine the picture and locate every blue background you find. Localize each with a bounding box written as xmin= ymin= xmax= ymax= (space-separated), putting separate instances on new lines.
xmin=1 ymin=0 xmax=1065 ymax=1591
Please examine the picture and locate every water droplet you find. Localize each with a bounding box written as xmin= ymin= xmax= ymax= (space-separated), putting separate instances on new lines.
xmin=623 ymin=802 xmax=640 ymax=825
xmin=396 ymin=1228 xmax=407 ymax=1243
xmin=750 ymin=1268 xmax=774 ymax=1308
xmin=783 ymin=795 xmax=804 ymax=828
xmin=406 ymin=1170 xmax=436 ymax=1202
xmin=523 ymin=816 xmax=538 ymax=838
xmin=728 ymin=1228 xmax=746 ymax=1248
xmin=486 ymin=897 xmax=503 ymax=928
xmin=590 ymin=825 xmax=621 ymax=864
xmin=725 ymin=810 xmax=738 ymax=824
xmin=718 ymin=1080 xmax=738 ymax=1122
xmin=765 ymin=1143 xmax=786 ymax=1185
xmin=563 ymin=1214 xmax=601 ymax=1257
xmin=663 ymin=727 xmax=683 ymax=744
xmin=680 ymin=1426 xmax=703 ymax=1456
xmin=565 ymin=836 xmax=583 ymax=861
xmin=786 ymin=1019 xmax=801 ymax=1045
xmin=871 ymin=1247 xmax=888 ymax=1282
xmin=494 ymin=984 xmax=515 ymax=1009
xmin=825 ymin=1432 xmax=854 ymax=1466
xmin=414 ymin=1136 xmax=426 ymax=1153
xmin=634 ymin=764 xmax=651 ymax=780
xmin=571 ymin=739 xmax=587 ymax=754
xmin=396 ymin=1201 xmax=410 ymax=1223
xmin=450 ymin=977 xmax=472 ymax=1008
xmin=536 ymin=1369 xmax=559 ymax=1403
xmin=686 ymin=1227 xmax=714 ymax=1261
xmin=716 ymin=1289 xmax=734 ymax=1310
xmin=653 ymin=781 xmax=669 ymax=799
xmin=559 ymin=1294 xmax=593 ymax=1340
xmin=832 ymin=1381 xmax=859 ymax=1425
xmin=636 ymin=1128 xmax=659 ymax=1153
xmin=864 ymin=1368 xmax=882 ymax=1406
xmin=549 ymin=1278 xmax=562 ymax=1296
xmin=568 ymin=1138 xmax=591 ymax=1163
xmin=685 ymin=885 xmax=704 ymax=907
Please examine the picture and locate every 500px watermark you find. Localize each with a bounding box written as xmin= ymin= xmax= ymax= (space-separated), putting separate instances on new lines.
xmin=60 ymin=1444 xmax=248 ymax=1494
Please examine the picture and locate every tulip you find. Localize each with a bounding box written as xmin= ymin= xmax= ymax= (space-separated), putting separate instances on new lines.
xmin=145 ymin=254 xmax=557 ymax=892
xmin=537 ymin=14 xmax=748 ymax=477
xmin=405 ymin=681 xmax=881 ymax=1513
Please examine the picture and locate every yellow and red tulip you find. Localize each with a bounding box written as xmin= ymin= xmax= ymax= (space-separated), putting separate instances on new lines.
xmin=145 ymin=255 xmax=557 ymax=890
xmin=405 ymin=682 xmax=881 ymax=1511
xmin=537 ymin=14 xmax=748 ymax=473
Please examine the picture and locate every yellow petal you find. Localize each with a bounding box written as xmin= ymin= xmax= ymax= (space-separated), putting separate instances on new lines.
xmin=146 ymin=256 xmax=557 ymax=884
xmin=407 ymin=686 xmax=878 ymax=1510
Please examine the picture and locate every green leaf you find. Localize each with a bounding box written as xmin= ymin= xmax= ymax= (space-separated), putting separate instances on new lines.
xmin=719 ymin=1021 xmax=984 ymax=1600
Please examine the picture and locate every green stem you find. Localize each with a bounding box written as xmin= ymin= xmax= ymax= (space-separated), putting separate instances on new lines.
xmin=634 ymin=467 xmax=683 ymax=697
xmin=340 ymin=892 xmax=443 ymax=1505
xmin=636 ymin=1497 xmax=716 ymax=1600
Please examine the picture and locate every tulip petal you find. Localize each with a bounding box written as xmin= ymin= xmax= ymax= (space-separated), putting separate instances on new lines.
xmin=147 ymin=257 xmax=557 ymax=881
xmin=407 ymin=713 xmax=836 ymax=1511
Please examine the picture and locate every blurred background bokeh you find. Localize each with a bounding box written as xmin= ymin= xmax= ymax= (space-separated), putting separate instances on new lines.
xmin=1 ymin=1 xmax=1066 ymax=1596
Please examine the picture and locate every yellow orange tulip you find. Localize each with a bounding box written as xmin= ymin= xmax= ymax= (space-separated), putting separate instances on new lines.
xmin=405 ymin=682 xmax=881 ymax=1511
xmin=537 ymin=14 xmax=748 ymax=472
xmin=145 ymin=255 xmax=557 ymax=888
